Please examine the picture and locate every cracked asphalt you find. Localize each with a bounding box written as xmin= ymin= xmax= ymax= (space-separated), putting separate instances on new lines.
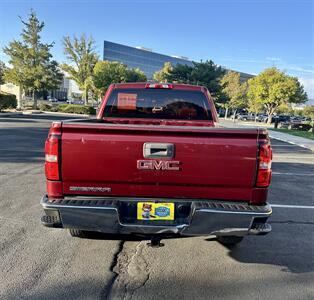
xmin=0 ymin=114 xmax=313 ymax=300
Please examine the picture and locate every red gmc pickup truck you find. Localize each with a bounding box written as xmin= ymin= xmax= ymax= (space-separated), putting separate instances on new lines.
xmin=41 ymin=83 xmax=272 ymax=247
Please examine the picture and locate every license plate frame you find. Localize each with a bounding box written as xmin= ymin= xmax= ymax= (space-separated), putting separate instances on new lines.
xmin=137 ymin=202 xmax=175 ymax=221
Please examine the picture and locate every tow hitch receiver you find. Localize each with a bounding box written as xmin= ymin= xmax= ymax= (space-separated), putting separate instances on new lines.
xmin=147 ymin=237 xmax=165 ymax=248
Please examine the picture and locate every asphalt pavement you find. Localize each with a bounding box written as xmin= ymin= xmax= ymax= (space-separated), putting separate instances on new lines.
xmin=0 ymin=114 xmax=313 ymax=300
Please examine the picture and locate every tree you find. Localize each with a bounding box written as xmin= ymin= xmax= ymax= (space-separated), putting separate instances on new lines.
xmin=191 ymin=60 xmax=226 ymax=102
xmin=161 ymin=60 xmax=226 ymax=102
xmin=3 ymin=41 xmax=29 ymax=109
xmin=303 ymin=105 xmax=314 ymax=121
xmin=153 ymin=62 xmax=173 ymax=82
xmin=92 ymin=61 xmax=147 ymax=96
xmin=126 ymin=67 xmax=147 ymax=82
xmin=220 ymin=71 xmax=247 ymax=119
xmin=93 ymin=61 xmax=128 ymax=95
xmin=274 ymin=103 xmax=293 ymax=115
xmin=247 ymin=89 xmax=263 ymax=119
xmin=3 ymin=10 xmax=63 ymax=109
xmin=302 ymin=105 xmax=314 ymax=135
xmin=0 ymin=61 xmax=7 ymax=85
xmin=62 ymin=35 xmax=98 ymax=105
xmin=247 ymin=68 xmax=308 ymax=124
xmin=167 ymin=63 xmax=193 ymax=83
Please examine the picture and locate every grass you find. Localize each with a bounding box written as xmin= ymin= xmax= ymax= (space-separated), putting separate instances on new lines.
xmin=269 ymin=128 xmax=314 ymax=140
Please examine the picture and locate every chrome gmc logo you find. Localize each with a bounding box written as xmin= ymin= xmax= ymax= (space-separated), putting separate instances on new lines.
xmin=137 ymin=160 xmax=180 ymax=170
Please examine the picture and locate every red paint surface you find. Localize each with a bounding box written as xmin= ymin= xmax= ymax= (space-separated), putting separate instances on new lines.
xmin=45 ymin=83 xmax=271 ymax=205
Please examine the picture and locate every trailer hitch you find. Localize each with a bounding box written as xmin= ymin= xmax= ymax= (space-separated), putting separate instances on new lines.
xmin=147 ymin=237 xmax=164 ymax=248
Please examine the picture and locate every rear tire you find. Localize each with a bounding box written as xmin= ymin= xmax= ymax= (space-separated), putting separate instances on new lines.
xmin=68 ymin=229 xmax=88 ymax=238
xmin=217 ymin=236 xmax=243 ymax=246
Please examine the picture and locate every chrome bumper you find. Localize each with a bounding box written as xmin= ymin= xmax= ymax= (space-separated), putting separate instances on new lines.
xmin=40 ymin=195 xmax=272 ymax=237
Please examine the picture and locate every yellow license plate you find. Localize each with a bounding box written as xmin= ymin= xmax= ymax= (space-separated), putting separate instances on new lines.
xmin=137 ymin=202 xmax=174 ymax=220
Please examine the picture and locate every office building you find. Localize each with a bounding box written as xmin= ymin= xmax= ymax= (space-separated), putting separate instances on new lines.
xmin=103 ymin=40 xmax=253 ymax=82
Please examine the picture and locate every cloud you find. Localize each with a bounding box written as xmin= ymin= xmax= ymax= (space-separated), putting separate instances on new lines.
xmin=286 ymin=66 xmax=314 ymax=74
xmin=220 ymin=58 xmax=265 ymax=64
xmin=266 ymin=57 xmax=281 ymax=61
xmin=299 ymin=78 xmax=314 ymax=101
xmin=220 ymin=57 xmax=314 ymax=75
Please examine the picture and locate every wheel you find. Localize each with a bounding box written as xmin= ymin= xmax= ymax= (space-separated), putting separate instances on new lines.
xmin=217 ymin=236 xmax=243 ymax=246
xmin=68 ymin=228 xmax=89 ymax=238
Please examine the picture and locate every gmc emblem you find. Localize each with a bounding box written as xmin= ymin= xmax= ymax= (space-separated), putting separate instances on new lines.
xmin=137 ymin=160 xmax=180 ymax=171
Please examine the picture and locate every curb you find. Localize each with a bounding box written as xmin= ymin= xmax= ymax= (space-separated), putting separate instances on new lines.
xmin=41 ymin=111 xmax=90 ymax=117
xmin=0 ymin=112 xmax=23 ymax=116
xmin=268 ymin=131 xmax=314 ymax=152
xmin=0 ymin=110 xmax=91 ymax=118
xmin=22 ymin=110 xmax=42 ymax=115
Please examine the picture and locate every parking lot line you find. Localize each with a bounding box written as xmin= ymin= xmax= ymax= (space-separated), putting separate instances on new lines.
xmin=271 ymin=204 xmax=314 ymax=209
xmin=272 ymin=172 xmax=314 ymax=176
xmin=272 ymin=144 xmax=298 ymax=147
xmin=273 ymin=156 xmax=314 ymax=159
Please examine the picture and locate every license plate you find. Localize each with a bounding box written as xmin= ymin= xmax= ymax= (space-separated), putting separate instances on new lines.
xmin=137 ymin=202 xmax=174 ymax=220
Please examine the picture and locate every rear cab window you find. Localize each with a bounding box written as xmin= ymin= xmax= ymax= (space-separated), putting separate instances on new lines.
xmin=103 ymin=88 xmax=213 ymax=121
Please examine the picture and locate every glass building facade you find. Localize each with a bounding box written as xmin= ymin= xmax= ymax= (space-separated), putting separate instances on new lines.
xmin=103 ymin=40 xmax=193 ymax=80
xmin=103 ymin=40 xmax=253 ymax=81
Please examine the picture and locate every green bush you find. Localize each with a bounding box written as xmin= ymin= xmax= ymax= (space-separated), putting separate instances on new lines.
xmin=0 ymin=93 xmax=17 ymax=111
xmin=38 ymin=102 xmax=96 ymax=115
xmin=50 ymin=106 xmax=59 ymax=112
xmin=289 ymin=123 xmax=312 ymax=131
xmin=57 ymin=104 xmax=69 ymax=112
xmin=57 ymin=104 xmax=96 ymax=115
xmin=39 ymin=103 xmax=52 ymax=111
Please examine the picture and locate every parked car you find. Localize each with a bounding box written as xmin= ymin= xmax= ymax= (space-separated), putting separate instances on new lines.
xmin=237 ymin=113 xmax=255 ymax=121
xmin=302 ymin=117 xmax=312 ymax=122
xmin=256 ymin=114 xmax=268 ymax=122
xmin=289 ymin=116 xmax=302 ymax=124
xmin=41 ymin=83 xmax=272 ymax=247
xmin=67 ymin=99 xmax=84 ymax=105
xmin=264 ymin=115 xmax=290 ymax=124
xmin=48 ymin=97 xmax=58 ymax=103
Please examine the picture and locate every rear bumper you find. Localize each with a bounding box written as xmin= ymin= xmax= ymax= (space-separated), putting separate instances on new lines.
xmin=40 ymin=195 xmax=272 ymax=237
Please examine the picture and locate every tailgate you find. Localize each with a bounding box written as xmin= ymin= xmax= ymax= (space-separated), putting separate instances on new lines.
xmin=61 ymin=123 xmax=260 ymax=201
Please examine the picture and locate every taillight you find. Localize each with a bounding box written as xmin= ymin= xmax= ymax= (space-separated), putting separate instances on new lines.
xmin=45 ymin=122 xmax=61 ymax=181
xmin=256 ymin=141 xmax=272 ymax=187
xmin=145 ymin=83 xmax=173 ymax=89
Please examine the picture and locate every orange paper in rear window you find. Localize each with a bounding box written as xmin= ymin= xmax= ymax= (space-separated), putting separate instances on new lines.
xmin=117 ymin=93 xmax=137 ymax=110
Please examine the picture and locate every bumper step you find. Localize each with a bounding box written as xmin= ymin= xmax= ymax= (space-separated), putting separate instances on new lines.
xmin=249 ymin=222 xmax=272 ymax=235
xmin=41 ymin=215 xmax=63 ymax=228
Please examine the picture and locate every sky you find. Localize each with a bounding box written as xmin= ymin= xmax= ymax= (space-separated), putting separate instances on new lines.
xmin=0 ymin=0 xmax=313 ymax=101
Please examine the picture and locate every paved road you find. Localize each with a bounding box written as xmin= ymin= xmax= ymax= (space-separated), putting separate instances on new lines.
xmin=0 ymin=114 xmax=313 ymax=300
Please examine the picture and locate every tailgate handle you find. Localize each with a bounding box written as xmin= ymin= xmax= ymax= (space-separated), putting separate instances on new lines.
xmin=143 ymin=143 xmax=174 ymax=158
